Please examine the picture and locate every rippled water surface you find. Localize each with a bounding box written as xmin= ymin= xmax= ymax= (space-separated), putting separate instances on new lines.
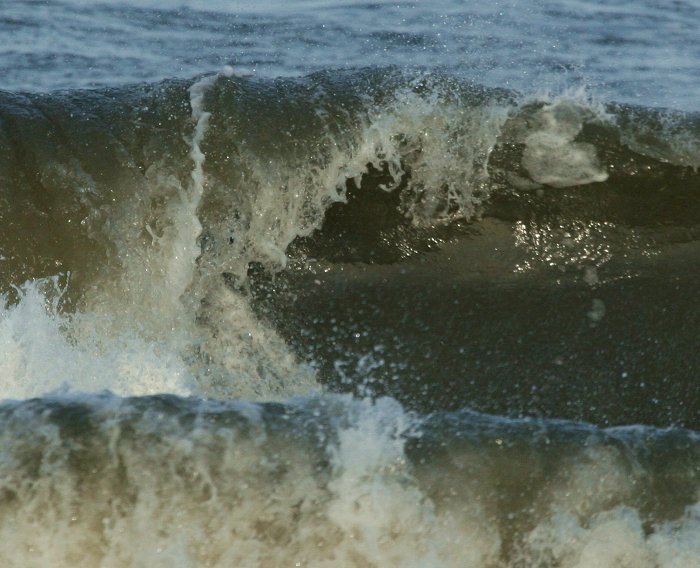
xmin=2 ymin=0 xmax=698 ymax=109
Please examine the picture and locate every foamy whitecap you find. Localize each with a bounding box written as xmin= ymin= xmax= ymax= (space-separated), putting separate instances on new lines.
xmin=520 ymin=98 xmax=609 ymax=188
xmin=0 ymin=278 xmax=194 ymax=399
xmin=0 ymin=395 xmax=698 ymax=567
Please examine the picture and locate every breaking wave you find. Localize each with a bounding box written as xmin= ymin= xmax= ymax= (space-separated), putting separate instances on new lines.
xmin=1 ymin=67 xmax=699 ymax=567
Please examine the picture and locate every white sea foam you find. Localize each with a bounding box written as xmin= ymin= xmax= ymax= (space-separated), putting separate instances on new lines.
xmin=196 ymin=83 xmax=511 ymax=290
xmin=520 ymin=98 xmax=609 ymax=188
xmin=347 ymin=87 xmax=508 ymax=226
xmin=184 ymin=70 xmax=322 ymax=397
xmin=521 ymin=505 xmax=700 ymax=568
xmin=0 ymin=278 xmax=194 ymax=399
xmin=0 ymin=393 xmax=697 ymax=567
xmin=0 ymin=70 xmax=320 ymax=402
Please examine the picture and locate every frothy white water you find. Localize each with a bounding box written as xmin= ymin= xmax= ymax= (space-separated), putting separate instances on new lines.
xmin=0 ymin=279 xmax=194 ymax=398
xmin=0 ymin=394 xmax=698 ymax=567
xmin=323 ymin=397 xmax=494 ymax=568
xmin=342 ymin=87 xmax=509 ymax=226
xmin=520 ymin=505 xmax=700 ymax=568
xmin=0 ymin=70 xmax=320 ymax=402
xmin=502 ymin=89 xmax=610 ymax=189
xmin=178 ymin=65 xmax=240 ymax=297
xmin=0 ymin=396 xmax=470 ymax=567
xmin=521 ymin=100 xmax=609 ymax=188
xmin=185 ymin=69 xmax=322 ymax=398
xmin=192 ymin=77 xmax=513 ymax=292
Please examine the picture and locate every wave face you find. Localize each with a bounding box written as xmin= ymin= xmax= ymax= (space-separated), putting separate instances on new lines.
xmin=0 ymin=68 xmax=699 ymax=566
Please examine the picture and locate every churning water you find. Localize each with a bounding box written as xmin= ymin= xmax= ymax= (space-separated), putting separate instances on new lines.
xmin=0 ymin=1 xmax=699 ymax=566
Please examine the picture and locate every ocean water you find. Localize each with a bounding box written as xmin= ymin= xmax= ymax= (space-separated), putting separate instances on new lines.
xmin=0 ymin=0 xmax=699 ymax=566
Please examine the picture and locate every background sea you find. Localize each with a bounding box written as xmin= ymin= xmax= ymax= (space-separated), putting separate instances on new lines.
xmin=0 ymin=0 xmax=699 ymax=566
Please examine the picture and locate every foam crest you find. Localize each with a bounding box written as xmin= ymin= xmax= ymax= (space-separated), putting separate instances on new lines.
xmin=193 ymin=279 xmax=319 ymax=399
xmin=0 ymin=276 xmax=316 ymax=402
xmin=519 ymin=97 xmax=609 ymax=188
xmin=520 ymin=505 xmax=700 ymax=568
xmin=326 ymin=398 xmax=454 ymax=567
xmin=0 ymin=278 xmax=194 ymax=399
xmin=0 ymin=395 xmax=698 ymax=567
xmin=0 ymin=396 xmax=477 ymax=567
xmin=348 ymin=87 xmax=508 ymax=226
xmin=198 ymin=82 xmax=511 ymax=285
